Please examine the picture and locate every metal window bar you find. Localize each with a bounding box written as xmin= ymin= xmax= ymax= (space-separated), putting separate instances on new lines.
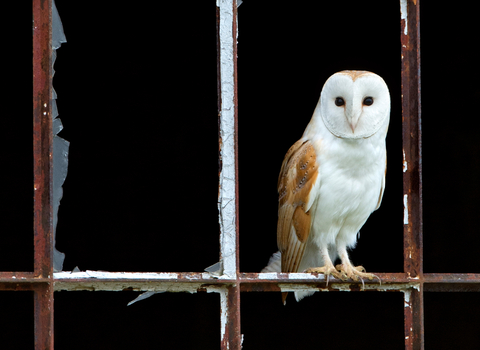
xmin=0 ymin=0 xmax=479 ymax=349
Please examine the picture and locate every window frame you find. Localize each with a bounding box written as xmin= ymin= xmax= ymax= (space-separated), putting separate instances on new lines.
xmin=1 ymin=1 xmax=479 ymax=349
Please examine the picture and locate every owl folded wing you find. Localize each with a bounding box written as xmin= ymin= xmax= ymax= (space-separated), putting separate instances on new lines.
xmin=375 ymin=158 xmax=387 ymax=211
xmin=277 ymin=139 xmax=321 ymax=273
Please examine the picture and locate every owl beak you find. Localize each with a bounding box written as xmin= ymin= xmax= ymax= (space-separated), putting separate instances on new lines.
xmin=345 ymin=102 xmax=361 ymax=133
xmin=348 ymin=112 xmax=361 ymax=133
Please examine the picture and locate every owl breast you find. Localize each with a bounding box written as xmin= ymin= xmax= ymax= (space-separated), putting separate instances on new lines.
xmin=309 ymin=136 xmax=386 ymax=249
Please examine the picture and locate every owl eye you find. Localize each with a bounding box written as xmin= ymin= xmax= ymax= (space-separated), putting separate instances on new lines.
xmin=363 ymin=97 xmax=374 ymax=106
xmin=335 ymin=97 xmax=345 ymax=106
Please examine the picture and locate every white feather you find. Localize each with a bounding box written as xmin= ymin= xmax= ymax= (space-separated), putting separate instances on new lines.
xmin=261 ymin=251 xmax=282 ymax=273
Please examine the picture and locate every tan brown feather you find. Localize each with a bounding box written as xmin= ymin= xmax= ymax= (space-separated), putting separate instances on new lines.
xmin=277 ymin=140 xmax=319 ymax=274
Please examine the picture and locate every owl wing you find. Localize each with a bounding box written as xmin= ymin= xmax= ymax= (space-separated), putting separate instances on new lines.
xmin=375 ymin=157 xmax=387 ymax=210
xmin=277 ymin=139 xmax=320 ymax=273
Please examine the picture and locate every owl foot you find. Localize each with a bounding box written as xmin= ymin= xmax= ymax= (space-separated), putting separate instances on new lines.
xmin=335 ymin=264 xmax=381 ymax=289
xmin=305 ymin=264 xmax=342 ymax=285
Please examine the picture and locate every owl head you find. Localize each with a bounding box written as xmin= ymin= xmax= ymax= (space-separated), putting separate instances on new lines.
xmin=318 ymin=71 xmax=390 ymax=139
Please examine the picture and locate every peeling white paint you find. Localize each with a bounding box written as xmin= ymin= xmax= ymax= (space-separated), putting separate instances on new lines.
xmin=403 ymin=149 xmax=408 ymax=172
xmin=333 ymin=284 xmax=352 ymax=292
xmin=256 ymin=272 xmax=326 ymax=280
xmin=278 ymin=284 xmax=321 ymax=293
xmin=217 ymin=0 xmax=238 ymax=279
xmin=403 ymin=194 xmax=409 ymax=224
xmin=54 ymin=271 xmax=214 ymax=280
xmin=404 ymin=289 xmax=411 ymax=307
xmin=257 ymin=272 xmax=279 ymax=279
xmin=53 ymin=271 xmax=229 ymax=293
xmin=220 ymin=289 xmax=228 ymax=341
xmin=400 ymin=0 xmax=408 ymax=35
xmin=289 ymin=273 xmax=325 ymax=280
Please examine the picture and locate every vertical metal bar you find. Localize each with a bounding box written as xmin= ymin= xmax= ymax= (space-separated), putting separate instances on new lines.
xmin=33 ymin=0 xmax=53 ymax=278
xmin=232 ymin=0 xmax=240 ymax=279
xmin=34 ymin=284 xmax=54 ymax=349
xmin=217 ymin=0 xmax=238 ymax=279
xmin=217 ymin=0 xmax=241 ymax=348
xmin=400 ymin=0 xmax=423 ymax=349
xmin=33 ymin=0 xmax=54 ymax=349
xmin=400 ymin=0 xmax=422 ymax=279
xmin=220 ymin=286 xmax=242 ymax=350
xmin=404 ymin=287 xmax=424 ymax=350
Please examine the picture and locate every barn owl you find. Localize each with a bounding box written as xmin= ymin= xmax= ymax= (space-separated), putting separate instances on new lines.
xmin=263 ymin=71 xmax=390 ymax=303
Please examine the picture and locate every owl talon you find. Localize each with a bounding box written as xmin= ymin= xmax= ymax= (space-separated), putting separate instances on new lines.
xmin=305 ymin=265 xmax=342 ymax=284
xmin=336 ymin=264 xmax=380 ymax=287
xmin=354 ymin=266 xmax=366 ymax=273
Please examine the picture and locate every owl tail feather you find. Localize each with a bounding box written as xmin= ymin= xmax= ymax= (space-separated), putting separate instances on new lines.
xmin=261 ymin=251 xmax=281 ymax=273
xmin=261 ymin=252 xmax=288 ymax=304
xmin=262 ymin=251 xmax=317 ymax=303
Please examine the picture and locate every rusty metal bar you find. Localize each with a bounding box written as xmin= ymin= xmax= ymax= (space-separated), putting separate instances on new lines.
xmin=217 ymin=0 xmax=238 ymax=279
xmin=424 ymin=274 xmax=480 ymax=291
xmin=424 ymin=273 xmax=480 ymax=283
xmin=401 ymin=0 xmax=422 ymax=283
xmin=404 ymin=286 xmax=423 ymax=349
xmin=33 ymin=0 xmax=54 ymax=349
xmin=400 ymin=0 xmax=423 ymax=349
xmin=217 ymin=0 xmax=241 ymax=349
xmin=241 ymin=272 xmax=411 ymax=283
xmin=2 ymin=271 xmax=479 ymax=292
xmin=33 ymin=0 xmax=54 ymax=279
xmin=0 ymin=272 xmax=37 ymax=281
xmin=49 ymin=271 xmax=480 ymax=290
xmin=221 ymin=285 xmax=241 ymax=350
xmin=34 ymin=283 xmax=54 ymax=349
xmin=0 ymin=283 xmax=37 ymax=291
xmin=232 ymin=2 xmax=240 ymax=279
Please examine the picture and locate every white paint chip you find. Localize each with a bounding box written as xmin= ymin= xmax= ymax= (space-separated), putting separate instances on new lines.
xmin=403 ymin=194 xmax=409 ymax=224
xmin=400 ymin=0 xmax=408 ymax=35
xmin=220 ymin=289 xmax=228 ymax=341
xmin=403 ymin=149 xmax=408 ymax=172
xmin=289 ymin=273 xmax=324 ymax=280
xmin=404 ymin=289 xmax=411 ymax=308
xmin=257 ymin=272 xmax=279 ymax=279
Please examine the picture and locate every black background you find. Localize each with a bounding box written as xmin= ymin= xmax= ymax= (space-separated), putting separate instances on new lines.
xmin=2 ymin=1 xmax=480 ymax=349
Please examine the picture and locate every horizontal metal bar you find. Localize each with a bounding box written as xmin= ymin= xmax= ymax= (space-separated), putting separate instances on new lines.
xmin=424 ymin=274 xmax=480 ymax=291
xmin=0 ymin=282 xmax=37 ymax=291
xmin=241 ymin=282 xmax=420 ymax=293
xmin=52 ymin=271 xmax=417 ymax=292
xmin=240 ymin=272 xmax=412 ymax=283
xmin=424 ymin=273 xmax=480 ymax=283
xmin=0 ymin=272 xmax=38 ymax=282
xmin=3 ymin=271 xmax=480 ymax=291
xmin=240 ymin=272 xmax=419 ymax=292
xmin=53 ymin=271 xmax=235 ymax=292
xmin=424 ymin=283 xmax=480 ymax=292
